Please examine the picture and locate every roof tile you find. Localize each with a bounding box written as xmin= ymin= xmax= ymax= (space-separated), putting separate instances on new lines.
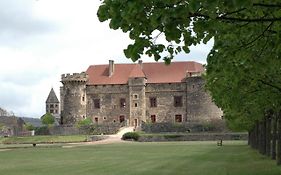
xmin=86 ymin=61 xmax=204 ymax=85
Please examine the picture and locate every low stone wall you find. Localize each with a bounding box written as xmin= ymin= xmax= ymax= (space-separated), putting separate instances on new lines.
xmin=90 ymin=135 xmax=109 ymax=141
xmin=48 ymin=123 xmax=122 ymax=135
xmin=141 ymin=121 xmax=227 ymax=133
xmin=138 ymin=133 xmax=248 ymax=142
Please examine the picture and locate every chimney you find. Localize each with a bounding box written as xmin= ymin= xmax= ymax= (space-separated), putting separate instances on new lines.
xmin=109 ymin=60 xmax=114 ymax=77
xmin=138 ymin=60 xmax=143 ymax=69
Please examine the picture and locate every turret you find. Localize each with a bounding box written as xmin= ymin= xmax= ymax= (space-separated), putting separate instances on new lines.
xmin=60 ymin=72 xmax=88 ymax=125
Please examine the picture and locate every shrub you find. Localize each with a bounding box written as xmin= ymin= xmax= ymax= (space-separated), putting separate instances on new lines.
xmin=34 ymin=126 xmax=50 ymax=135
xmin=24 ymin=122 xmax=35 ymax=131
xmin=76 ymin=118 xmax=93 ymax=128
xmin=122 ymin=132 xmax=140 ymax=141
xmin=41 ymin=113 xmax=55 ymax=126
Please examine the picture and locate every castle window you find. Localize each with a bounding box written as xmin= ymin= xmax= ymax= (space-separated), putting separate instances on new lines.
xmin=55 ymin=110 xmax=58 ymax=114
xmin=55 ymin=104 xmax=58 ymax=108
xmin=174 ymin=96 xmax=183 ymax=107
xmin=119 ymin=115 xmax=125 ymax=123
xmin=103 ymin=117 xmax=107 ymax=120
xmin=94 ymin=117 xmax=98 ymax=123
xmin=50 ymin=109 xmax=54 ymax=113
xmin=120 ymin=98 xmax=126 ymax=108
xmin=82 ymin=96 xmax=85 ymax=102
xmin=134 ymin=103 xmax=138 ymax=107
xmin=150 ymin=97 xmax=157 ymax=107
xmin=50 ymin=104 xmax=54 ymax=108
xmin=133 ymin=94 xmax=138 ymax=99
xmin=175 ymin=115 xmax=182 ymax=122
xmin=151 ymin=115 xmax=156 ymax=123
xmin=94 ymin=99 xmax=100 ymax=109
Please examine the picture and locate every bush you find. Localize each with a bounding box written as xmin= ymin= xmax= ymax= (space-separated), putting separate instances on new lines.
xmin=24 ymin=123 xmax=35 ymax=131
xmin=34 ymin=126 xmax=50 ymax=135
xmin=122 ymin=132 xmax=140 ymax=141
xmin=41 ymin=113 xmax=55 ymax=126
xmin=76 ymin=118 xmax=93 ymax=128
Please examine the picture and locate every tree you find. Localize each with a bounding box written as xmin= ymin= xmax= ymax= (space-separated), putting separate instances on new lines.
xmin=98 ymin=0 xmax=281 ymax=164
xmin=24 ymin=122 xmax=35 ymax=131
xmin=76 ymin=118 xmax=93 ymax=128
xmin=98 ymin=0 xmax=281 ymax=63
xmin=41 ymin=113 xmax=55 ymax=126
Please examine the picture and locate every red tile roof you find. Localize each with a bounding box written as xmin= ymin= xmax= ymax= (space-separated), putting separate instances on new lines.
xmin=86 ymin=61 xmax=204 ymax=85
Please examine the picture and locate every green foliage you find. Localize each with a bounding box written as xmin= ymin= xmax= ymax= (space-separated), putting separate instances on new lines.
xmin=24 ymin=123 xmax=35 ymax=131
xmin=76 ymin=118 xmax=93 ymax=128
xmin=98 ymin=0 xmax=281 ymax=131
xmin=0 ymin=123 xmax=4 ymax=130
xmin=34 ymin=126 xmax=50 ymax=135
xmin=1 ymin=135 xmax=88 ymax=144
xmin=122 ymin=132 xmax=140 ymax=141
xmin=41 ymin=113 xmax=55 ymax=126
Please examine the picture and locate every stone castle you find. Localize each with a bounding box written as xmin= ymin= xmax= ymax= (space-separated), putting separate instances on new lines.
xmin=57 ymin=60 xmax=222 ymax=128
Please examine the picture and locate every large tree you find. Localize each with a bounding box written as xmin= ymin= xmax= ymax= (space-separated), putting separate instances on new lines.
xmin=41 ymin=113 xmax=55 ymax=126
xmin=98 ymin=0 xmax=281 ymax=164
xmin=98 ymin=0 xmax=281 ymax=63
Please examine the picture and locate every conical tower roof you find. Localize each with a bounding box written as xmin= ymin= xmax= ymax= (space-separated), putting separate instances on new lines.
xmin=46 ymin=88 xmax=59 ymax=103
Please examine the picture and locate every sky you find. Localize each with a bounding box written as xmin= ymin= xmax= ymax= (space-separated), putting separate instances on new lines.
xmin=0 ymin=0 xmax=213 ymax=118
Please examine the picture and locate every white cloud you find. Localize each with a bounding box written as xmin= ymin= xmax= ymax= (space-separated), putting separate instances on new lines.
xmin=0 ymin=0 xmax=213 ymax=118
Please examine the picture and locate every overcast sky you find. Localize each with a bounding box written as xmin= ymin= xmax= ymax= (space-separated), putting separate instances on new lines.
xmin=0 ymin=0 xmax=213 ymax=118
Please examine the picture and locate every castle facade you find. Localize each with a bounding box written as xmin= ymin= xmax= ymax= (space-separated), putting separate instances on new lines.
xmin=60 ymin=60 xmax=222 ymax=127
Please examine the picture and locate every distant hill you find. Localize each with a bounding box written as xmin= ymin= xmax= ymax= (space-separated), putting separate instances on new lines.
xmin=21 ymin=117 xmax=42 ymax=127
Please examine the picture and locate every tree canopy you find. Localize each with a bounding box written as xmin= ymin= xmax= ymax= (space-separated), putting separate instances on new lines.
xmin=41 ymin=113 xmax=55 ymax=126
xmin=98 ymin=0 xmax=281 ymax=130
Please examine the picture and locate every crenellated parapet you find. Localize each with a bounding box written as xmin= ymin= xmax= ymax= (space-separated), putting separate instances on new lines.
xmin=61 ymin=72 xmax=88 ymax=83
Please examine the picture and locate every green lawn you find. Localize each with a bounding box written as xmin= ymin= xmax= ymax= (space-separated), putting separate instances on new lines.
xmin=0 ymin=141 xmax=280 ymax=175
xmin=0 ymin=135 xmax=88 ymax=144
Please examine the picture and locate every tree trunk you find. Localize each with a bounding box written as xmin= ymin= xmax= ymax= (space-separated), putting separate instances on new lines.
xmin=266 ymin=116 xmax=272 ymax=157
xmin=259 ymin=120 xmax=266 ymax=155
xmin=255 ymin=122 xmax=259 ymax=150
xmin=277 ymin=112 xmax=281 ymax=165
xmin=249 ymin=130 xmax=253 ymax=148
xmin=272 ymin=114 xmax=277 ymax=160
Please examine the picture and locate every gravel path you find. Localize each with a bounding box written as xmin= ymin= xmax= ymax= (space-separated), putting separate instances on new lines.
xmin=63 ymin=126 xmax=135 ymax=148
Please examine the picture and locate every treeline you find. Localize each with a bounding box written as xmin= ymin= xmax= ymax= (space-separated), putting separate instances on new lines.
xmin=205 ymin=9 xmax=281 ymax=165
xmin=248 ymin=112 xmax=281 ymax=163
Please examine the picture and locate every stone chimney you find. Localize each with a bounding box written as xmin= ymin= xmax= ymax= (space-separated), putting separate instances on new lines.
xmin=138 ymin=60 xmax=143 ymax=69
xmin=109 ymin=60 xmax=114 ymax=77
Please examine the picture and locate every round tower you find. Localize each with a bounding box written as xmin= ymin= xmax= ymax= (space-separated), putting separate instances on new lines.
xmin=60 ymin=72 xmax=88 ymax=125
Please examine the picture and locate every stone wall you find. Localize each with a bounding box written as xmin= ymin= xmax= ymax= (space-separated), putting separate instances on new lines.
xmin=142 ymin=120 xmax=227 ymax=133
xmin=138 ymin=133 xmax=248 ymax=142
xmin=48 ymin=123 xmax=122 ymax=135
xmin=86 ymin=84 xmax=130 ymax=125
xmin=60 ymin=73 xmax=223 ymax=129
xmin=60 ymin=73 xmax=87 ymax=125
xmin=185 ymin=77 xmax=223 ymax=122
xmin=0 ymin=116 xmax=25 ymax=136
xmin=145 ymin=83 xmax=187 ymax=123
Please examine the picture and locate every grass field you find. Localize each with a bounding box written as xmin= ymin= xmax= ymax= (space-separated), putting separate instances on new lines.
xmin=0 ymin=135 xmax=88 ymax=144
xmin=0 ymin=141 xmax=280 ymax=175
